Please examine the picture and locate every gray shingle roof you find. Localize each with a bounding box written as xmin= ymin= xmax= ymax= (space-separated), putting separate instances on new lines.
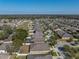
xmin=56 ymin=29 xmax=73 ymax=38
xmin=27 ymin=54 xmax=52 ymax=59
xmin=30 ymin=43 xmax=50 ymax=51
xmin=0 ymin=43 xmax=11 ymax=50
xmin=0 ymin=54 xmax=9 ymax=59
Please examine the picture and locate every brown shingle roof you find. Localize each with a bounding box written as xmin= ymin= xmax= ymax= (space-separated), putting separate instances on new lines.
xmin=19 ymin=45 xmax=30 ymax=54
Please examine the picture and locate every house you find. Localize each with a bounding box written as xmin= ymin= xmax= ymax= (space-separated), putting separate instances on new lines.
xmin=55 ymin=29 xmax=73 ymax=40
xmin=17 ymin=45 xmax=30 ymax=56
xmin=0 ymin=43 xmax=11 ymax=54
xmin=30 ymin=43 xmax=50 ymax=54
xmin=62 ymin=33 xmax=73 ymax=40
xmin=27 ymin=54 xmax=52 ymax=59
xmin=0 ymin=54 xmax=10 ymax=59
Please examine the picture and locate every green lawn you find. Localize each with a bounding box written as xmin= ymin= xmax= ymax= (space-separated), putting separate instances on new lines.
xmin=51 ymin=51 xmax=57 ymax=56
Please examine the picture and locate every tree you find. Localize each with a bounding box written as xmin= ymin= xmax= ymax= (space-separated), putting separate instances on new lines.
xmin=13 ymin=39 xmax=23 ymax=51
xmin=66 ymin=38 xmax=73 ymax=42
xmin=0 ymin=30 xmax=7 ymax=40
xmin=0 ymin=25 xmax=13 ymax=40
xmin=75 ymin=53 xmax=79 ymax=59
xmin=12 ymin=29 xmax=28 ymax=51
xmin=12 ymin=29 xmax=28 ymax=40
xmin=2 ymin=25 xmax=13 ymax=34
xmin=63 ymin=45 xmax=70 ymax=51
xmin=49 ymin=32 xmax=57 ymax=46
xmin=49 ymin=36 xmax=56 ymax=46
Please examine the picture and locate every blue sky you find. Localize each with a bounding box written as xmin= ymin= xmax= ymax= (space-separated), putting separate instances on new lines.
xmin=0 ymin=0 xmax=79 ymax=14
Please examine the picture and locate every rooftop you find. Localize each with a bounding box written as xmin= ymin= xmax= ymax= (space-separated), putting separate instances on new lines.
xmin=30 ymin=43 xmax=50 ymax=51
xmin=27 ymin=54 xmax=52 ymax=59
xmin=55 ymin=29 xmax=73 ymax=38
xmin=0 ymin=43 xmax=11 ymax=50
xmin=19 ymin=45 xmax=30 ymax=54
xmin=0 ymin=54 xmax=10 ymax=59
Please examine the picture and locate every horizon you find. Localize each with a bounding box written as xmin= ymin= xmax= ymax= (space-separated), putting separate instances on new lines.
xmin=0 ymin=0 xmax=79 ymax=14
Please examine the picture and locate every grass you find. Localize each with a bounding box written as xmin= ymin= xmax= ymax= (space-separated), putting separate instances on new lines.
xmin=51 ymin=51 xmax=57 ymax=56
xmin=9 ymin=54 xmax=16 ymax=59
xmin=18 ymin=56 xmax=27 ymax=59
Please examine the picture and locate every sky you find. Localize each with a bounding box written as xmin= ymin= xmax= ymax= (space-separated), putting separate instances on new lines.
xmin=0 ymin=0 xmax=79 ymax=14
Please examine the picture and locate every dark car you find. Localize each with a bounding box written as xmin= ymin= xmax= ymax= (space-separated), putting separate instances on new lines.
xmin=33 ymin=30 xmax=36 ymax=33
xmin=58 ymin=47 xmax=64 ymax=51
xmin=70 ymin=43 xmax=76 ymax=46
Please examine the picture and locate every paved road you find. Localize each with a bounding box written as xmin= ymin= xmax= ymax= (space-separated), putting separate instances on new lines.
xmin=29 ymin=19 xmax=52 ymax=59
xmin=33 ymin=19 xmax=44 ymax=43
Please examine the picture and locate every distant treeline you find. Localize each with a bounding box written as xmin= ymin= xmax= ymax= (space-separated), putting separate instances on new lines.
xmin=0 ymin=15 xmax=79 ymax=19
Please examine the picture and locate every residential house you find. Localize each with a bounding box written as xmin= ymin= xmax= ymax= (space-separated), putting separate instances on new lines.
xmin=55 ymin=28 xmax=73 ymax=40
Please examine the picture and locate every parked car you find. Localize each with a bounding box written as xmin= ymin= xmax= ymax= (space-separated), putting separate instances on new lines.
xmin=58 ymin=47 xmax=64 ymax=51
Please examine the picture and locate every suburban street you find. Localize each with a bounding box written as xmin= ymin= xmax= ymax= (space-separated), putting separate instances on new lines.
xmin=28 ymin=19 xmax=52 ymax=59
xmin=33 ymin=19 xmax=44 ymax=43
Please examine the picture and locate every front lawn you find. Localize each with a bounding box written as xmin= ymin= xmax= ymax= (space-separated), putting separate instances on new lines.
xmin=51 ymin=51 xmax=57 ymax=56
